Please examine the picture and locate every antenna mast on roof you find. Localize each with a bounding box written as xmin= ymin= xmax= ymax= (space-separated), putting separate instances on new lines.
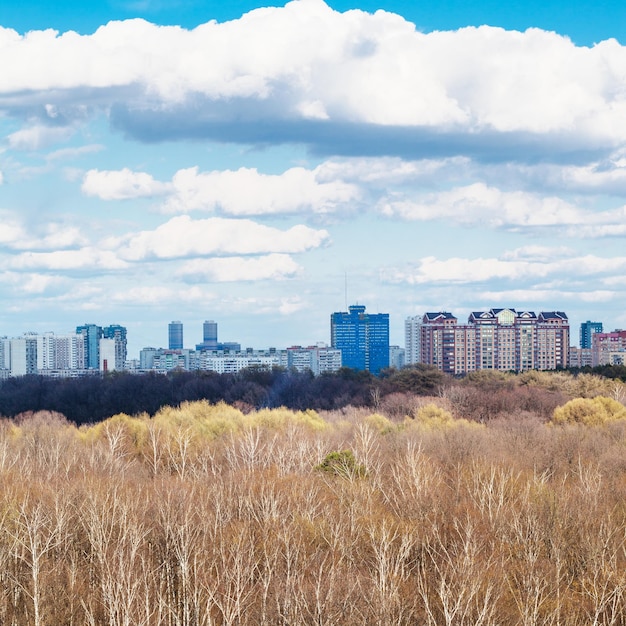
xmin=344 ymin=271 xmax=348 ymax=311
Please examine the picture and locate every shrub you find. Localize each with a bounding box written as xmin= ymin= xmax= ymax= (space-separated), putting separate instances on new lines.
xmin=315 ymin=450 xmax=366 ymax=479
xmin=552 ymin=396 xmax=626 ymax=426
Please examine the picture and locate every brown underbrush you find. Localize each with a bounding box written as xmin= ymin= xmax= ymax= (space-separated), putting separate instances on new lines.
xmin=0 ymin=400 xmax=626 ymax=625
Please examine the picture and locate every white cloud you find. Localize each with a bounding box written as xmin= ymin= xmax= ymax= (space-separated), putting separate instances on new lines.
xmin=382 ymin=252 xmax=626 ymax=284
xmin=500 ymin=245 xmax=577 ymax=262
xmin=82 ymin=168 xmax=169 ymax=200
xmin=0 ymin=211 xmax=88 ymax=250
xmin=0 ymin=270 xmax=66 ymax=293
xmin=47 ymin=144 xmax=104 ymax=161
xmin=109 ymin=285 xmax=218 ymax=305
xmin=163 ymin=165 xmax=360 ymax=215
xmin=478 ymin=289 xmax=619 ymax=303
xmin=379 ymin=182 xmax=626 ymax=234
xmin=112 ymin=215 xmax=330 ymax=260
xmin=315 ymin=156 xmax=469 ymax=185
xmin=82 ymin=164 xmax=360 ymax=215
xmin=7 ymin=125 xmax=74 ymax=150
xmin=8 ymin=248 xmax=128 ymax=271
xmin=0 ymin=211 xmax=27 ymax=246
xmin=177 ymin=254 xmax=302 ymax=282
xmin=2 ymin=2 xmax=626 ymax=150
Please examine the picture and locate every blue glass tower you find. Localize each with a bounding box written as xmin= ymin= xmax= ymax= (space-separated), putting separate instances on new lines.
xmin=76 ymin=323 xmax=103 ymax=370
xmin=331 ymin=304 xmax=390 ymax=374
xmin=168 ymin=321 xmax=183 ymax=350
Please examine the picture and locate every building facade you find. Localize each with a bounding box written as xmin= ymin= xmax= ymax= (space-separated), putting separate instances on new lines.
xmin=580 ymin=320 xmax=603 ymax=349
xmin=412 ymin=308 xmax=569 ymax=374
xmin=592 ymin=330 xmax=626 ymax=366
xmin=389 ymin=345 xmax=406 ymax=370
xmin=330 ymin=304 xmax=390 ymax=374
xmin=103 ymin=325 xmax=128 ymax=370
xmin=286 ymin=345 xmax=342 ymax=375
xmin=569 ymin=347 xmax=593 ymax=368
xmin=404 ymin=315 xmax=423 ymax=366
xmin=168 ymin=321 xmax=184 ymax=351
xmin=76 ymin=324 xmax=103 ymax=370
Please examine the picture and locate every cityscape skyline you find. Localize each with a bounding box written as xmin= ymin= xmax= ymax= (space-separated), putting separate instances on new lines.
xmin=1 ymin=306 xmax=617 ymax=357
xmin=1 ymin=1 xmax=625 ymax=355
xmin=3 ymin=303 xmax=625 ymax=377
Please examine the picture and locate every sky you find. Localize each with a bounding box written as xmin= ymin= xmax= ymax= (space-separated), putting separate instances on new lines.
xmin=1 ymin=0 xmax=626 ymax=358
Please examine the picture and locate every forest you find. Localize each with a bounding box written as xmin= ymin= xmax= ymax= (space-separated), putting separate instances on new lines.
xmin=1 ymin=363 xmax=625 ymax=424
xmin=0 ymin=367 xmax=626 ymax=624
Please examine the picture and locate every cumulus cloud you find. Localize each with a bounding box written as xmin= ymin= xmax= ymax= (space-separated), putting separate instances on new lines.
xmin=163 ymin=165 xmax=360 ymax=215
xmin=478 ymin=289 xmax=619 ymax=303
xmin=82 ymin=168 xmax=169 ymax=200
xmin=380 ymin=182 xmax=626 ymax=234
xmin=111 ymin=215 xmax=330 ymax=260
xmin=82 ymin=164 xmax=360 ymax=215
xmin=0 ymin=211 xmax=88 ymax=250
xmin=7 ymin=248 xmax=129 ymax=271
xmin=7 ymin=125 xmax=74 ymax=150
xmin=177 ymin=254 xmax=302 ymax=282
xmin=2 ymin=2 xmax=626 ymax=158
xmin=382 ymin=251 xmax=626 ymax=285
xmin=108 ymin=285 xmax=218 ymax=305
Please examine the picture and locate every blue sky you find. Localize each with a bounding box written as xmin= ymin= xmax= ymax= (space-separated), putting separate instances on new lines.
xmin=1 ymin=0 xmax=626 ymax=357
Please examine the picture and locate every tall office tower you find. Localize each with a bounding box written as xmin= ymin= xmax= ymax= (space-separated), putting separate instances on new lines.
xmin=168 ymin=321 xmax=183 ymax=350
xmin=330 ymin=304 xmax=390 ymax=374
xmin=580 ymin=320 xmax=603 ymax=349
xmin=196 ymin=320 xmax=218 ymax=351
xmin=203 ymin=320 xmax=218 ymax=349
xmin=76 ymin=324 xmax=103 ymax=370
xmin=103 ymin=325 xmax=128 ymax=370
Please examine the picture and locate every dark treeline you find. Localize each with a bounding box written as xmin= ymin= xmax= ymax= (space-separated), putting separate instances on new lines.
xmin=0 ymin=368 xmax=366 ymax=424
xmin=0 ymin=365 xmax=446 ymax=424
xmin=0 ymin=363 xmax=623 ymax=425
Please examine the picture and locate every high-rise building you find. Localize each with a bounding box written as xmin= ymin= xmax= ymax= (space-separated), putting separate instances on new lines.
xmin=592 ymin=329 xmax=626 ymax=366
xmin=37 ymin=332 xmax=85 ymax=371
xmin=580 ymin=321 xmax=603 ymax=349
xmin=103 ymin=324 xmax=128 ymax=370
xmin=330 ymin=304 xmax=390 ymax=374
xmin=76 ymin=324 xmax=103 ymax=370
xmin=569 ymin=346 xmax=593 ymax=368
xmin=404 ymin=315 xmax=423 ymax=365
xmin=389 ymin=345 xmax=406 ymax=370
xmin=168 ymin=321 xmax=183 ymax=350
xmin=9 ymin=335 xmax=38 ymax=377
xmin=414 ymin=308 xmax=569 ymax=374
xmin=196 ymin=320 xmax=218 ymax=351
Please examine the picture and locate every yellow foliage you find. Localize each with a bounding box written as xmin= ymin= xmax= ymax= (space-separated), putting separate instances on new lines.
xmin=565 ymin=373 xmax=614 ymax=399
xmin=410 ymin=403 xmax=482 ymax=431
xmin=552 ymin=396 xmax=626 ymax=426
xmin=364 ymin=412 xmax=394 ymax=433
xmin=153 ymin=400 xmax=245 ymax=439
xmin=79 ymin=412 xmax=148 ymax=455
xmin=244 ymin=407 xmax=326 ymax=432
